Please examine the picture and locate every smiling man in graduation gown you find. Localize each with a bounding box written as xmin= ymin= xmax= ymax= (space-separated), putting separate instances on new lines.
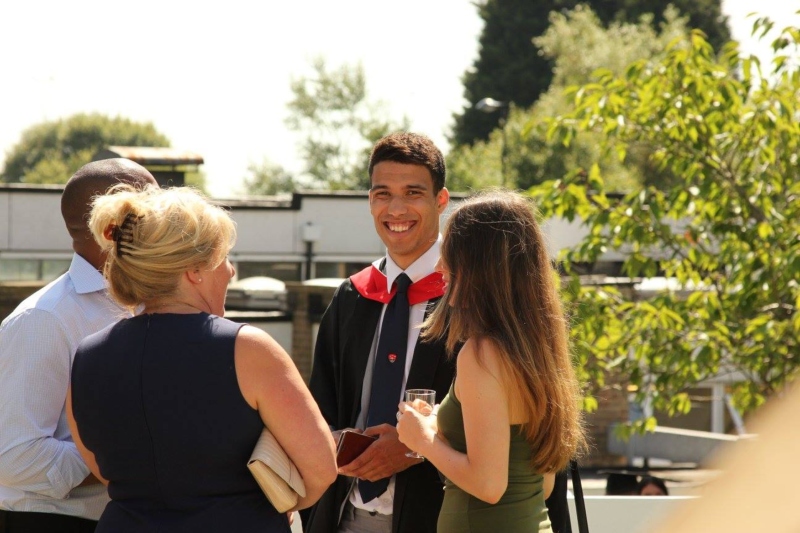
xmin=303 ymin=132 xmax=454 ymax=533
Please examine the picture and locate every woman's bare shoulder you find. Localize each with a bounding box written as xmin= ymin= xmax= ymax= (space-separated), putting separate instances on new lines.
xmin=234 ymin=324 xmax=293 ymax=374
xmin=457 ymin=337 xmax=505 ymax=381
xmin=236 ymin=324 xmax=283 ymax=353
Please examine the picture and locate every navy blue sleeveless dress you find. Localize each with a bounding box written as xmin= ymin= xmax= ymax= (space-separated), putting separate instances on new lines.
xmin=71 ymin=312 xmax=290 ymax=533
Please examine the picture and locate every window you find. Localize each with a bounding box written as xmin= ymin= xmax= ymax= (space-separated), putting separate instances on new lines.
xmin=0 ymin=259 xmax=70 ymax=282
xmin=235 ymin=262 xmax=301 ymax=282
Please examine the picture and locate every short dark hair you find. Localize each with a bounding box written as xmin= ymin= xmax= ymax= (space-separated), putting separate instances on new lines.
xmin=368 ymin=132 xmax=445 ymax=192
xmin=606 ymin=473 xmax=639 ymax=495
xmin=637 ymin=476 xmax=669 ymax=496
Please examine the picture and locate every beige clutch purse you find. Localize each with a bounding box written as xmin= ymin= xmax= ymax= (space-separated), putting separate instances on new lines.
xmin=247 ymin=427 xmax=306 ymax=513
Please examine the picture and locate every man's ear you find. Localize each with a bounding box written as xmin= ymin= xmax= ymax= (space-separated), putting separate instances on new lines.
xmin=436 ymin=187 xmax=450 ymax=213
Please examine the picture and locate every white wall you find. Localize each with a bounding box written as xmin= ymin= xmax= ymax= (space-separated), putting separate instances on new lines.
xmin=569 ymin=495 xmax=697 ymax=533
xmin=0 ymin=192 xmax=8 ymax=250
xmin=0 ymin=189 xmax=69 ymax=256
xmin=1 ymin=188 xmax=626 ymax=266
xmin=300 ymin=196 xmax=384 ymax=258
xmin=232 ymin=209 xmax=301 ymax=259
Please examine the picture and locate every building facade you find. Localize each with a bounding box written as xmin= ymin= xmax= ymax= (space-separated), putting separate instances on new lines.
xmin=1 ymin=186 xmax=614 ymax=283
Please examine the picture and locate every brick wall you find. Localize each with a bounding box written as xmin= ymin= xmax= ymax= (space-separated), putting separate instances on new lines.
xmin=582 ymin=374 xmax=631 ymax=467
xmin=285 ymin=282 xmax=337 ymax=383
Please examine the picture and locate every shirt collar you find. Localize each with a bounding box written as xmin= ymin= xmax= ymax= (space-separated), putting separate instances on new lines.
xmin=374 ymin=234 xmax=442 ymax=292
xmin=68 ymin=254 xmax=107 ymax=295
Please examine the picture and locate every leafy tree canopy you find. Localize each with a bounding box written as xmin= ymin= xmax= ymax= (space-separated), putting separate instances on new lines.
xmin=450 ymin=0 xmax=554 ymax=147
xmin=531 ymin=19 xmax=800 ymax=428
xmin=285 ymin=58 xmax=408 ymax=190
xmin=448 ymin=5 xmax=689 ymax=192
xmin=241 ymin=159 xmax=298 ymax=196
xmin=2 ymin=113 xmax=170 ymax=184
xmin=451 ymin=0 xmax=730 ymax=146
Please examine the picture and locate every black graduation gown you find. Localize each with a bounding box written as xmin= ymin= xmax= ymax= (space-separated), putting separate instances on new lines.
xmin=303 ymin=277 xmax=455 ymax=533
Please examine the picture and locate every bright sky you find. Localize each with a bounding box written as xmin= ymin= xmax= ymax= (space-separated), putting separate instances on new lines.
xmin=0 ymin=1 xmax=797 ymax=198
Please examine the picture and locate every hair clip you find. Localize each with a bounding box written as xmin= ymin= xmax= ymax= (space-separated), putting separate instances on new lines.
xmin=103 ymin=224 xmax=116 ymax=242
xmin=113 ymin=213 xmax=143 ymax=257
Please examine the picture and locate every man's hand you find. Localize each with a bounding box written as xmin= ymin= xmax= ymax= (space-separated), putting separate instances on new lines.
xmin=337 ymin=424 xmax=422 ymax=481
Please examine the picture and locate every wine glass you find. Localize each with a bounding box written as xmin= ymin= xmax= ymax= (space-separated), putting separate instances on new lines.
xmin=403 ymin=388 xmax=436 ymax=458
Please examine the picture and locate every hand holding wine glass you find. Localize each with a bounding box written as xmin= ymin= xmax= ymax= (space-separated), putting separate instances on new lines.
xmin=397 ymin=389 xmax=437 ymax=459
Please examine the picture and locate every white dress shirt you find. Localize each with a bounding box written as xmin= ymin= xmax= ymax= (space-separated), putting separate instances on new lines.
xmin=0 ymin=254 xmax=127 ymax=519
xmin=349 ymin=236 xmax=442 ymax=515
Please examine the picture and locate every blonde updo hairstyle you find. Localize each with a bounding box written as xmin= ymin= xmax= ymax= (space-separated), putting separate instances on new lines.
xmin=89 ymin=185 xmax=236 ymax=311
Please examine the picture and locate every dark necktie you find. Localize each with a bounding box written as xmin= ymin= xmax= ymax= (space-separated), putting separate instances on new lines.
xmin=359 ymin=272 xmax=411 ymax=503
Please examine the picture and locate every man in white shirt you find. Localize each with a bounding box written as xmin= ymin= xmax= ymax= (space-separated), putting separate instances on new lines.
xmin=0 ymin=158 xmax=157 ymax=532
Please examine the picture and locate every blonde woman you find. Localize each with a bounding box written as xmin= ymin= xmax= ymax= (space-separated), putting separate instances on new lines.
xmin=66 ymin=186 xmax=337 ymax=532
xmin=397 ymin=190 xmax=586 ymax=533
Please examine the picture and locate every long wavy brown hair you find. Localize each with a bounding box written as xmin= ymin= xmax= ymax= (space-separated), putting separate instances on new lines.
xmin=423 ymin=190 xmax=586 ymax=473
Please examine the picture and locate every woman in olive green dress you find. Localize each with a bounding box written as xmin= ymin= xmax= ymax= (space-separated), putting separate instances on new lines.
xmin=397 ymin=191 xmax=586 ymax=533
